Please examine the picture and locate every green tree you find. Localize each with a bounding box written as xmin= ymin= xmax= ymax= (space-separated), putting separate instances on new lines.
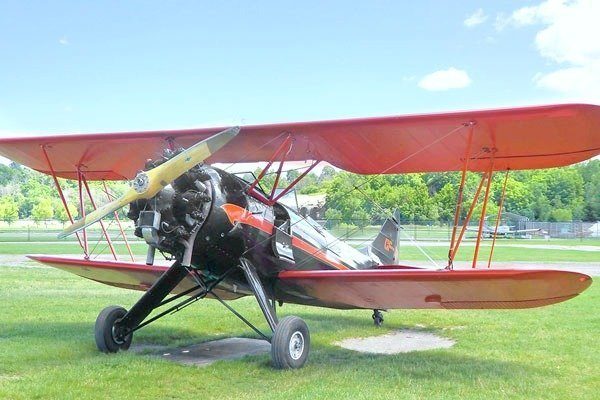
xmin=0 ymin=197 xmax=19 ymax=224
xmin=434 ymin=183 xmax=458 ymax=222
xmin=578 ymin=160 xmax=600 ymax=220
xmin=31 ymin=198 xmax=54 ymax=224
xmin=286 ymin=170 xmax=300 ymax=183
xmin=319 ymin=166 xmax=337 ymax=182
xmin=549 ymin=208 xmax=573 ymax=222
xmin=325 ymin=172 xmax=367 ymax=223
xmin=324 ymin=208 xmax=343 ymax=227
xmin=351 ymin=209 xmax=370 ymax=231
xmin=54 ymin=201 xmax=77 ymax=224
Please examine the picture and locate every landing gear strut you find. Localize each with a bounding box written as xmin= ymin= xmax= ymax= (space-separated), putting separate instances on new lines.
xmin=239 ymin=258 xmax=310 ymax=369
xmin=372 ymin=309 xmax=385 ymax=327
xmin=93 ymin=255 xmax=311 ymax=369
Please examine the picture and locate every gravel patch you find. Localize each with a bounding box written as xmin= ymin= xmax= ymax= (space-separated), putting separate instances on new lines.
xmin=336 ymin=329 xmax=455 ymax=354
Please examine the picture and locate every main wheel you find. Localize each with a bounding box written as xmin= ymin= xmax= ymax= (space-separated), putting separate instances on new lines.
xmin=95 ymin=305 xmax=133 ymax=353
xmin=270 ymin=316 xmax=310 ymax=369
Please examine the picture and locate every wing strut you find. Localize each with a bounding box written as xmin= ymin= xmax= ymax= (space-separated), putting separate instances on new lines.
xmin=448 ymin=171 xmax=489 ymax=265
xmin=448 ymin=122 xmax=475 ymax=268
xmin=472 ymin=161 xmax=495 ymax=268
xmin=487 ymin=170 xmax=510 ymax=267
xmin=246 ymin=134 xmax=320 ymax=205
xmin=101 ymin=181 xmax=135 ymax=262
xmin=41 ymin=145 xmax=85 ymax=253
xmin=81 ymin=173 xmax=118 ymax=260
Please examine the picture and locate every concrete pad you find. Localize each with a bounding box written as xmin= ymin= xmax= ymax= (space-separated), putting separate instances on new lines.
xmin=336 ymin=329 xmax=455 ymax=354
xmin=133 ymin=337 xmax=271 ymax=366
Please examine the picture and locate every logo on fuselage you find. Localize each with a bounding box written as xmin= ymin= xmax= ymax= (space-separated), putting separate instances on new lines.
xmin=384 ymin=238 xmax=394 ymax=252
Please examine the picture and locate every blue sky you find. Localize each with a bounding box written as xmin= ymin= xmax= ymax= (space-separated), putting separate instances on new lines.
xmin=0 ymin=1 xmax=598 ymax=136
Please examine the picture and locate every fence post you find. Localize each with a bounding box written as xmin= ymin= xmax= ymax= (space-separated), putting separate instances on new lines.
xmin=413 ymin=221 xmax=417 ymax=240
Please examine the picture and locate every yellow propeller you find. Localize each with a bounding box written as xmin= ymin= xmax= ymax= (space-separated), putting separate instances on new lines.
xmin=58 ymin=127 xmax=240 ymax=239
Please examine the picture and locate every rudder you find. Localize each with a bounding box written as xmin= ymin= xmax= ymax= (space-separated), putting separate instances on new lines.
xmin=370 ymin=210 xmax=401 ymax=265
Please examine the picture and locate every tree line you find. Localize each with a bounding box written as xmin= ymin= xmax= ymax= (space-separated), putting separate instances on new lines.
xmin=0 ymin=160 xmax=598 ymax=224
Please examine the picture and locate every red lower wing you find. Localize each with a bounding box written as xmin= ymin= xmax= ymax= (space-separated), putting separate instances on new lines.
xmin=28 ymin=255 xmax=245 ymax=300
xmin=276 ymin=267 xmax=592 ymax=309
xmin=29 ymin=256 xmax=592 ymax=310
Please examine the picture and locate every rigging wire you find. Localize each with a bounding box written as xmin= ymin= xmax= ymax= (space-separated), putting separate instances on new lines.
xmin=240 ymin=123 xmax=480 ymax=268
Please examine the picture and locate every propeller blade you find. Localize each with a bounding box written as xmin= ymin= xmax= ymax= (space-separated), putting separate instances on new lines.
xmin=58 ymin=126 xmax=240 ymax=238
xmin=58 ymin=188 xmax=138 ymax=239
xmin=142 ymin=126 xmax=240 ymax=197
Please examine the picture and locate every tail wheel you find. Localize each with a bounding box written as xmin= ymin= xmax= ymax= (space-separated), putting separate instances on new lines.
xmin=95 ymin=306 xmax=133 ymax=353
xmin=372 ymin=309 xmax=384 ymax=327
xmin=271 ymin=316 xmax=310 ymax=369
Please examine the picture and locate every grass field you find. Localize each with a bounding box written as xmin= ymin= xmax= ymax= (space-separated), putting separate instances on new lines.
xmin=0 ymin=263 xmax=597 ymax=399
xmin=1 ymin=239 xmax=598 ymax=264
xmin=0 ymin=229 xmax=598 ymax=399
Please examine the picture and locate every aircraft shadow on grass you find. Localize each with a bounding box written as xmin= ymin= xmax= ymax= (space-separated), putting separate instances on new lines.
xmin=1 ymin=317 xmax=537 ymax=382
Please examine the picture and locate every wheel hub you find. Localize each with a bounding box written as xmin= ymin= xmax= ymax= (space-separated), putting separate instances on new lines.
xmin=111 ymin=323 xmax=127 ymax=345
xmin=289 ymin=331 xmax=304 ymax=360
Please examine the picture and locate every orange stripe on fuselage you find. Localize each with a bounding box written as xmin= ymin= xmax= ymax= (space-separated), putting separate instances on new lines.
xmin=221 ymin=203 xmax=274 ymax=234
xmin=220 ymin=203 xmax=349 ymax=270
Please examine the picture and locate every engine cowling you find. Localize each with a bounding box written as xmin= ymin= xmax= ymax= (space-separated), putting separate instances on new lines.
xmin=127 ymin=154 xmax=248 ymax=272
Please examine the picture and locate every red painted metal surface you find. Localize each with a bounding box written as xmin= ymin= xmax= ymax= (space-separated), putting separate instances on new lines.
xmin=1 ymin=104 xmax=599 ymax=180
xmin=277 ymin=267 xmax=592 ymax=309
xmin=27 ymin=255 xmax=244 ymax=300
xmin=28 ymin=255 xmax=592 ymax=310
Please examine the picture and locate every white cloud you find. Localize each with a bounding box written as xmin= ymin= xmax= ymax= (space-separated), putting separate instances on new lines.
xmin=534 ymin=62 xmax=600 ymax=96
xmin=499 ymin=0 xmax=600 ymax=101
xmin=464 ymin=9 xmax=487 ymax=27
xmin=59 ymin=36 xmax=69 ymax=45
xmin=418 ymin=68 xmax=472 ymax=91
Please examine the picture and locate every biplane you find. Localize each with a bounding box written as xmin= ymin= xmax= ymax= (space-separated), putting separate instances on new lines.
xmin=0 ymin=103 xmax=597 ymax=369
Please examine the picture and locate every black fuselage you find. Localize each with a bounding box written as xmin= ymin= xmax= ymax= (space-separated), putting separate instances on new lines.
xmin=129 ymin=165 xmax=378 ymax=302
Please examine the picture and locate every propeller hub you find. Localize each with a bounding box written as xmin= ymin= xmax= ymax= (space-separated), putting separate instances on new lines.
xmin=132 ymin=172 xmax=150 ymax=194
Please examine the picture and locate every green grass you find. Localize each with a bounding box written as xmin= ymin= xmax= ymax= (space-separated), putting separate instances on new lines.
xmin=0 ymin=263 xmax=598 ymax=399
xmin=398 ymin=244 xmax=600 ymax=263
xmin=1 ymin=240 xmax=598 ymax=263
xmin=0 ymin=242 xmax=147 ymax=256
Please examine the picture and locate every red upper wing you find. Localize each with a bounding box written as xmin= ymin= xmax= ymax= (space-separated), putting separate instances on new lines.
xmin=1 ymin=103 xmax=599 ymax=180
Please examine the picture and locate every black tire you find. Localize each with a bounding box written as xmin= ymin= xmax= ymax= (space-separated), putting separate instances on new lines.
xmin=372 ymin=310 xmax=384 ymax=327
xmin=95 ymin=305 xmax=132 ymax=353
xmin=271 ymin=316 xmax=310 ymax=369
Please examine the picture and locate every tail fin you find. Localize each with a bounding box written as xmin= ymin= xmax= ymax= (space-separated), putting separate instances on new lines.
xmin=370 ymin=210 xmax=401 ymax=265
